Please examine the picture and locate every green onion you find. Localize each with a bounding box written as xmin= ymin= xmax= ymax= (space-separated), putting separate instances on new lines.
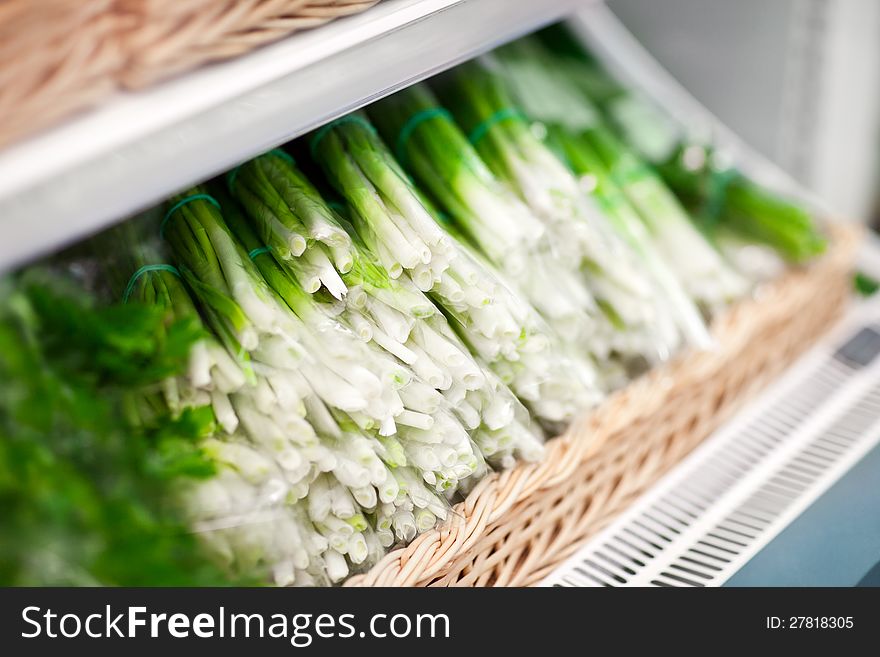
xmin=225 ymin=157 xmax=544 ymax=467
xmin=167 ymin=172 xmax=543 ymax=582
xmin=229 ymin=150 xmax=354 ymax=299
xmin=370 ymin=85 xmax=620 ymax=364
xmin=370 ymin=84 xmax=545 ymax=272
xmin=162 ymin=187 xmax=383 ymax=584
xmin=657 ymin=147 xmax=826 ymax=265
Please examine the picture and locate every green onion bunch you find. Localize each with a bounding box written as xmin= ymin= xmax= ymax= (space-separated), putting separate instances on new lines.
xmin=310 ymin=114 xmax=602 ymax=427
xmin=368 ymin=85 xmax=619 ymax=363
xmin=156 ymin=177 xmax=545 ymax=584
xmin=225 ymin=153 xmax=543 ymax=469
xmin=99 ymin=221 xmax=247 ymax=433
xmin=308 ymin=115 xmax=454 ymax=290
xmin=160 ymin=188 xmax=374 ymax=583
xmin=429 ymin=59 xmax=699 ymax=365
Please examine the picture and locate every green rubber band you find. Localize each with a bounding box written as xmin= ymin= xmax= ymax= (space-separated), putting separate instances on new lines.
xmin=395 ymin=107 xmax=453 ymax=166
xmin=161 ymin=194 xmax=220 ymax=238
xmin=123 ymin=264 xmax=180 ymax=303
xmin=706 ymin=167 xmax=738 ymax=223
xmin=467 ymin=107 xmax=525 ymax=146
xmin=435 ymin=210 xmax=453 ymax=227
xmin=248 ymin=246 xmax=272 ymax=260
xmin=226 ymin=166 xmax=242 ymax=193
xmin=267 ymin=148 xmax=295 ymax=165
xmin=309 ymin=114 xmax=377 ymax=160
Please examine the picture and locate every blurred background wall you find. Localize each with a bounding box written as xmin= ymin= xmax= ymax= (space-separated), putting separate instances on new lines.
xmin=610 ymin=0 xmax=880 ymax=222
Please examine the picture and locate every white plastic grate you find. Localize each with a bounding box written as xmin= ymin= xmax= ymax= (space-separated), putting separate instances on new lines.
xmin=542 ymin=299 xmax=880 ymax=587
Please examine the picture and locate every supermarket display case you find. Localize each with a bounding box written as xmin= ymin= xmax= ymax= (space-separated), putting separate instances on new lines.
xmin=0 ymin=0 xmax=870 ymax=588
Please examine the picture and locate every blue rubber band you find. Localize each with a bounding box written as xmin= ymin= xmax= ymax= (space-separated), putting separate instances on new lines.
xmin=395 ymin=107 xmax=453 ymax=166
xmin=309 ymin=114 xmax=377 ymax=160
xmin=248 ymin=246 xmax=272 ymax=260
xmin=467 ymin=107 xmax=525 ymax=146
xmin=122 ymin=264 xmax=180 ymax=303
xmin=161 ymin=194 xmax=220 ymax=238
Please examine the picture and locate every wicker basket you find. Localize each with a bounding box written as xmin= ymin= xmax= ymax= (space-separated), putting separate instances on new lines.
xmin=346 ymin=222 xmax=861 ymax=587
xmin=0 ymin=1 xmax=123 ymax=149
xmin=117 ymin=0 xmax=380 ymax=88
xmin=0 ymin=0 xmax=380 ymax=148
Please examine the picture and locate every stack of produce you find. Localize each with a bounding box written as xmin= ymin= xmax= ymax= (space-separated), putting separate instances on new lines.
xmin=432 ymin=64 xmax=688 ymax=365
xmin=224 ymin=151 xmax=543 ymax=465
xmin=146 ymin=154 xmax=556 ymax=582
xmin=4 ymin=28 xmax=829 ymax=588
xmin=463 ymin=44 xmax=711 ymax=346
xmin=371 ymin=81 xmax=706 ymax=370
xmin=308 ymin=114 xmax=601 ymax=425
xmin=159 ymin=186 xmax=470 ymax=584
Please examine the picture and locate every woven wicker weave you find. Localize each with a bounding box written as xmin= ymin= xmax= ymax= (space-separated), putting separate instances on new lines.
xmin=117 ymin=1 xmax=379 ymax=87
xmin=0 ymin=0 xmax=379 ymax=148
xmin=0 ymin=1 xmax=123 ymax=149
xmin=346 ymin=222 xmax=861 ymax=587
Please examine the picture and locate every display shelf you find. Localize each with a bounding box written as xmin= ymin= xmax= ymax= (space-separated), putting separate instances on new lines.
xmin=0 ymin=0 xmax=588 ymax=273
